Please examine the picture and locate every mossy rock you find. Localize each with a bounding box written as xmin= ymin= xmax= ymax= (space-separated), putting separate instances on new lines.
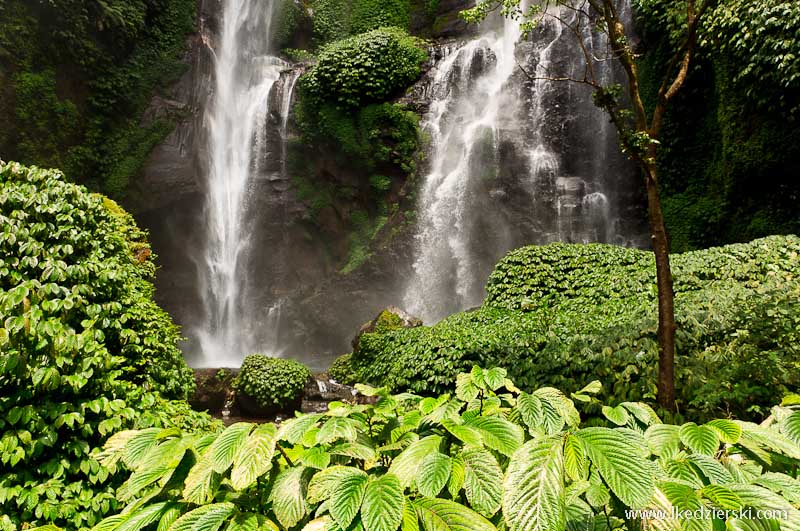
xmin=351 ymin=306 xmax=423 ymax=354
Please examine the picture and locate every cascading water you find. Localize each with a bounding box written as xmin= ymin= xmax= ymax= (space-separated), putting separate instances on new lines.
xmin=404 ymin=2 xmax=642 ymax=323
xmin=193 ymin=0 xmax=294 ymax=367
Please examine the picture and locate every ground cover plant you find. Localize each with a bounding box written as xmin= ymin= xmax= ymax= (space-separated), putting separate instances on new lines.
xmin=82 ymin=366 xmax=800 ymax=531
xmin=334 ymin=236 xmax=800 ymax=421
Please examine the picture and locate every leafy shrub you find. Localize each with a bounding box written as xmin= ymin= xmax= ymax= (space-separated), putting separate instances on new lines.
xmin=234 ymin=354 xmax=311 ymax=411
xmin=93 ymin=366 xmax=800 ymax=531
xmin=299 ymin=27 xmax=427 ymax=109
xmin=0 ymin=162 xmax=207 ymax=528
xmin=310 ymin=0 xmax=412 ymax=45
xmin=339 ymin=236 xmax=800 ymax=419
xmin=328 ymin=352 xmax=355 ymax=383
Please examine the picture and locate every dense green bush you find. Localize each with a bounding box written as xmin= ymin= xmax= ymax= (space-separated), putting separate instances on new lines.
xmin=234 ymin=354 xmax=311 ymax=411
xmin=299 ymin=27 xmax=427 ymax=109
xmin=92 ymin=367 xmax=800 ymax=531
xmin=634 ymin=0 xmax=800 ymax=250
xmin=336 ymin=236 xmax=800 ymax=420
xmin=0 ymin=0 xmax=196 ymax=197
xmin=0 ymin=162 xmax=208 ymax=529
xmin=310 ymin=0 xmax=412 ymax=45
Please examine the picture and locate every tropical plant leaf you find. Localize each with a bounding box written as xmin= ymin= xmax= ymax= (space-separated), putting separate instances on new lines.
xmin=577 ymin=427 xmax=655 ymax=509
xmin=182 ymin=455 xmax=219 ymax=505
xmin=362 ymin=474 xmax=404 ymax=531
xmin=687 ymin=453 xmax=733 ymax=485
xmin=270 ymin=466 xmax=310 ymax=529
xmin=563 ymin=434 xmax=587 ymax=482
xmin=208 ymin=423 xmax=252 ymax=474
xmin=330 ymin=468 xmax=368 ymax=530
xmin=278 ymin=414 xmax=323 ymax=445
xmin=705 ymin=419 xmax=742 ymax=444
xmin=660 ymin=482 xmax=711 ymax=531
xmin=780 ymin=411 xmax=800 ymax=445
xmin=601 ymin=405 xmax=630 ymax=427
xmin=316 ymin=417 xmax=360 ymax=445
xmin=483 ymin=368 xmax=507 ymax=391
xmin=401 ymin=500 xmax=419 ymax=531
xmin=416 ymin=452 xmax=452 ymax=498
xmin=157 ymin=505 xmax=183 ymax=531
xmin=645 ymin=424 xmax=681 ymax=458
xmin=448 ymin=454 xmax=465 ymax=498
xmin=461 ymin=447 xmax=503 ymax=517
xmin=230 ymin=423 xmax=278 ymax=490
xmin=308 ymin=466 xmax=365 ymax=504
xmin=503 ymin=435 xmax=565 ymax=531
xmin=679 ymin=423 xmax=720 ymax=456
xmin=167 ymin=503 xmax=234 ymax=531
xmin=116 ymin=503 xmax=170 ymax=531
xmin=388 ymin=435 xmax=442 ymax=488
xmin=465 ymin=415 xmax=524 ymax=457
xmin=700 ymin=484 xmax=743 ymax=510
xmin=122 ymin=429 xmax=162 ymax=470
xmin=534 ymin=388 xmax=580 ymax=428
xmin=412 ymin=497 xmax=497 ymax=531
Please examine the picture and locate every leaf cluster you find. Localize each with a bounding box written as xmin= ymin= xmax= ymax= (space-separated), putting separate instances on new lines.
xmin=0 ymin=162 xmax=205 ymax=529
xmin=234 ymin=355 xmax=312 ymax=410
xmin=91 ymin=366 xmax=800 ymax=531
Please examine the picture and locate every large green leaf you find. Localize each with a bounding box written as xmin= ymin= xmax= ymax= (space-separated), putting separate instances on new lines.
xmin=316 ymin=417 xmax=360 ymax=445
xmin=116 ymin=503 xmax=170 ymax=531
xmin=167 ymin=503 xmax=235 ymax=531
xmin=118 ymin=439 xmax=187 ymax=501
xmin=448 ymin=454 xmax=465 ymax=498
xmin=412 ymin=498 xmax=496 ymax=531
xmin=389 ymin=435 xmax=442 ymax=488
xmin=416 ymin=452 xmax=452 ymax=498
xmin=645 ymin=424 xmax=681 ymax=458
xmin=182 ymin=455 xmax=219 ymax=505
xmin=461 ymin=447 xmax=503 ymax=517
xmin=563 ymin=434 xmax=587 ymax=482
xmin=362 ymin=474 xmax=404 ymax=531
xmin=278 ymin=414 xmax=323 ymax=445
xmin=700 ymin=484 xmax=743 ymax=511
xmin=679 ymin=423 xmax=720 ymax=456
xmin=465 ymin=415 xmax=524 ymax=457
xmin=208 ymin=423 xmax=252 ymax=474
xmin=601 ymin=405 xmax=630 ymax=427
xmin=780 ymin=411 xmax=800 ymax=445
xmin=686 ymin=453 xmax=733 ymax=485
xmin=660 ymin=482 xmax=711 ymax=531
xmin=230 ymin=423 xmax=277 ymax=490
xmin=727 ymin=484 xmax=800 ymax=531
xmin=401 ymin=500 xmax=419 ymax=531
xmin=270 ymin=466 xmax=310 ymax=529
xmin=577 ymin=427 xmax=655 ymax=509
xmin=534 ymin=388 xmax=580 ymax=428
xmin=503 ymin=435 xmax=565 ymax=531
xmin=705 ymin=419 xmax=742 ymax=444
xmin=122 ymin=429 xmax=162 ymax=470
xmin=308 ymin=466 xmax=365 ymax=503
xmin=330 ymin=468 xmax=368 ymax=530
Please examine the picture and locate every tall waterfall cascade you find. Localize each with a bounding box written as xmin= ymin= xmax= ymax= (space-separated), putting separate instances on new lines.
xmin=404 ymin=3 xmax=641 ymax=323
xmin=193 ymin=0 xmax=297 ymax=367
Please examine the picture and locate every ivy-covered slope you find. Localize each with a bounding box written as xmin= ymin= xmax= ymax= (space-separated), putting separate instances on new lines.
xmin=635 ymin=0 xmax=800 ymax=251
xmin=333 ymin=236 xmax=800 ymax=420
xmin=0 ymin=162 xmax=213 ymax=529
xmin=0 ymin=0 xmax=197 ymax=198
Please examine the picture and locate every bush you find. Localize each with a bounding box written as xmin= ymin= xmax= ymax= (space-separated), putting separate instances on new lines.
xmin=234 ymin=354 xmax=311 ymax=412
xmin=299 ymin=27 xmax=427 ymax=109
xmin=0 ymin=162 xmax=206 ymax=528
xmin=93 ymin=367 xmax=800 ymax=531
xmin=339 ymin=236 xmax=800 ymax=420
xmin=311 ymin=0 xmax=412 ymax=45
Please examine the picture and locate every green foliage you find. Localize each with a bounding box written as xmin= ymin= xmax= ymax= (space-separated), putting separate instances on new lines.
xmin=633 ymin=0 xmax=800 ymax=250
xmin=339 ymin=236 xmax=800 ymax=420
xmin=300 ymin=27 xmax=426 ymax=109
xmin=234 ymin=355 xmax=311 ymax=410
xmin=0 ymin=162 xmax=209 ymax=529
xmin=94 ymin=367 xmax=800 ymax=531
xmin=311 ymin=0 xmax=412 ymax=45
xmin=0 ymin=0 xmax=197 ymax=197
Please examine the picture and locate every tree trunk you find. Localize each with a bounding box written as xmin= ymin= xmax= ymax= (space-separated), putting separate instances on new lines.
xmin=644 ymin=160 xmax=676 ymax=410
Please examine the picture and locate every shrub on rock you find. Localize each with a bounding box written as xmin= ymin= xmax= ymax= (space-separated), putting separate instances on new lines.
xmin=234 ymin=354 xmax=311 ymax=415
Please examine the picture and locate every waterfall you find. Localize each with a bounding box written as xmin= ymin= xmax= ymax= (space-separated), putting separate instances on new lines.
xmin=193 ymin=0 xmax=294 ymax=367
xmin=404 ymin=3 xmax=638 ymax=323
